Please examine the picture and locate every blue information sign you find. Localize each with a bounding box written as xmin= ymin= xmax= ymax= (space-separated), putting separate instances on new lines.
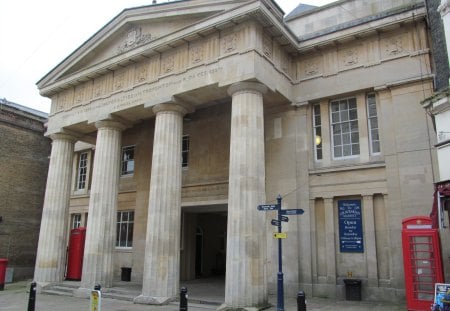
xmin=338 ymin=200 xmax=364 ymax=253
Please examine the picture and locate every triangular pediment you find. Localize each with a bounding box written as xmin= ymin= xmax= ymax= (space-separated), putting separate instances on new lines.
xmin=38 ymin=0 xmax=286 ymax=92
xmin=64 ymin=12 xmax=219 ymax=76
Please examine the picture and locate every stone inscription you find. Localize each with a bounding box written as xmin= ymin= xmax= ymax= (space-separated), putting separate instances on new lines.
xmin=59 ymin=66 xmax=224 ymax=121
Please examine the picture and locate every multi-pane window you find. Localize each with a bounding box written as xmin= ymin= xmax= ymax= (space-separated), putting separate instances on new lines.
xmin=366 ymin=94 xmax=380 ymax=154
xmin=330 ymin=98 xmax=360 ymax=158
xmin=71 ymin=214 xmax=82 ymax=229
xmin=121 ymin=146 xmax=135 ymax=176
xmin=182 ymin=135 xmax=189 ymax=168
xmin=116 ymin=211 xmax=134 ymax=248
xmin=313 ymin=104 xmax=323 ymax=160
xmin=76 ymin=152 xmax=88 ymax=190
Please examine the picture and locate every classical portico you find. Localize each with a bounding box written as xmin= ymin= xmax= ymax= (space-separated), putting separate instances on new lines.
xmin=34 ymin=0 xmax=440 ymax=307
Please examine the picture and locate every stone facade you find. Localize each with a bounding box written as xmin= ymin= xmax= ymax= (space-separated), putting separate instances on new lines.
xmin=0 ymin=98 xmax=50 ymax=281
xmin=35 ymin=0 xmax=441 ymax=308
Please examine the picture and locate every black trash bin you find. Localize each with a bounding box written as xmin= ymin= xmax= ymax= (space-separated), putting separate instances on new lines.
xmin=343 ymin=279 xmax=361 ymax=301
xmin=121 ymin=267 xmax=132 ymax=282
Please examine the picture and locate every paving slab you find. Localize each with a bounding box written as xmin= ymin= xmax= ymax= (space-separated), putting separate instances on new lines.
xmin=0 ymin=280 xmax=407 ymax=311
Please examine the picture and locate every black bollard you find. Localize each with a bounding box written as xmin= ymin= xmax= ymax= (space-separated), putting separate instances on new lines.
xmin=180 ymin=286 xmax=188 ymax=311
xmin=27 ymin=282 xmax=36 ymax=311
xmin=297 ymin=291 xmax=306 ymax=311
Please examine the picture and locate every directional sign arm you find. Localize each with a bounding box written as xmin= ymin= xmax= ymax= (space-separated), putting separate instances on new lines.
xmin=257 ymin=204 xmax=279 ymax=211
xmin=280 ymin=209 xmax=304 ymax=215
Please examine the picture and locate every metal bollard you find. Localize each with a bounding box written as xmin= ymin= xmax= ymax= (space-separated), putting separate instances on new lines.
xmin=91 ymin=284 xmax=102 ymax=311
xmin=297 ymin=291 xmax=306 ymax=311
xmin=27 ymin=282 xmax=36 ymax=311
xmin=180 ymin=286 xmax=188 ymax=311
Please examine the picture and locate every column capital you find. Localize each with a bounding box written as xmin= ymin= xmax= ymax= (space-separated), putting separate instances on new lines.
xmin=95 ymin=119 xmax=128 ymax=131
xmin=362 ymin=194 xmax=374 ymax=201
xmin=227 ymin=81 xmax=268 ymax=97
xmin=48 ymin=132 xmax=78 ymax=142
xmin=152 ymin=102 xmax=190 ymax=116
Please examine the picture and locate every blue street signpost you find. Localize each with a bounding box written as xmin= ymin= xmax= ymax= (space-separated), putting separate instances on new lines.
xmin=257 ymin=195 xmax=304 ymax=311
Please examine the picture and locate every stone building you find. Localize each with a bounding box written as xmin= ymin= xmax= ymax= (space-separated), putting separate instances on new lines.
xmin=34 ymin=0 xmax=439 ymax=308
xmin=0 ymin=98 xmax=50 ymax=281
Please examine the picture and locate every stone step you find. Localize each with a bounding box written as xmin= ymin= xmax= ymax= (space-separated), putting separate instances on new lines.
xmin=102 ymin=292 xmax=135 ymax=302
xmin=41 ymin=289 xmax=73 ymax=297
xmin=50 ymin=285 xmax=75 ymax=293
xmin=188 ymin=298 xmax=222 ymax=306
xmin=170 ymin=302 xmax=218 ymax=310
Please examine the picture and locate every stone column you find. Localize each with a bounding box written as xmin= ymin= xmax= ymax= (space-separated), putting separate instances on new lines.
xmin=363 ymin=195 xmax=379 ymax=286
xmin=221 ymin=82 xmax=268 ymax=310
xmin=324 ymin=197 xmax=336 ymax=295
xmin=34 ymin=133 xmax=76 ymax=285
xmin=135 ymin=103 xmax=187 ymax=305
xmin=78 ymin=119 xmax=126 ymax=292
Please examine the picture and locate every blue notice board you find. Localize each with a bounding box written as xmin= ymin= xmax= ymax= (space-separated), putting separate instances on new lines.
xmin=338 ymin=200 xmax=364 ymax=253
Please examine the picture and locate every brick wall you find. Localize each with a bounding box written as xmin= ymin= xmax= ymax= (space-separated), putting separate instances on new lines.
xmin=0 ymin=105 xmax=51 ymax=280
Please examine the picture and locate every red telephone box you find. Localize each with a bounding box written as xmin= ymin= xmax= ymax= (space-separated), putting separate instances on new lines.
xmin=402 ymin=216 xmax=444 ymax=310
xmin=66 ymin=227 xmax=86 ymax=280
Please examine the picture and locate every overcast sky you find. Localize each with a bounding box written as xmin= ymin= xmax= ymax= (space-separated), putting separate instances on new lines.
xmin=0 ymin=0 xmax=335 ymax=114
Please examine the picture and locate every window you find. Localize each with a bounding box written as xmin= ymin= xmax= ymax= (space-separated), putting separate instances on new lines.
xmin=116 ymin=211 xmax=134 ymax=248
xmin=121 ymin=146 xmax=135 ymax=176
xmin=313 ymin=104 xmax=323 ymax=160
xmin=71 ymin=214 xmax=82 ymax=229
xmin=182 ymin=135 xmax=189 ymax=168
xmin=330 ymin=98 xmax=360 ymax=158
xmin=76 ymin=152 xmax=88 ymax=190
xmin=366 ymin=94 xmax=380 ymax=154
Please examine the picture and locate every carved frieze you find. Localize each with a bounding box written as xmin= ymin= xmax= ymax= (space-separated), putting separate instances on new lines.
xmin=114 ymin=68 xmax=128 ymax=91
xmin=305 ymin=59 xmax=320 ymax=76
xmin=74 ymin=83 xmax=87 ymax=105
xmin=57 ymin=89 xmax=73 ymax=112
xmin=381 ymin=32 xmax=410 ymax=59
xmin=190 ymin=43 xmax=204 ymax=65
xmin=222 ymin=33 xmax=237 ymax=54
xmin=262 ymin=35 xmax=273 ymax=59
xmin=93 ymin=76 xmax=107 ymax=98
xmin=162 ymin=53 xmax=175 ymax=74
xmin=385 ymin=36 xmax=404 ymax=56
xmin=135 ymin=61 xmax=149 ymax=84
xmin=117 ymin=26 xmax=152 ymax=54
xmin=281 ymin=53 xmax=291 ymax=75
xmin=342 ymin=48 xmax=359 ymax=67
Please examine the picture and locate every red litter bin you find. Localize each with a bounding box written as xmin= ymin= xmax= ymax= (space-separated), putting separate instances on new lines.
xmin=0 ymin=258 xmax=8 ymax=290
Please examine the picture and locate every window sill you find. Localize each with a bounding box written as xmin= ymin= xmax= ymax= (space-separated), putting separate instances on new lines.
xmin=310 ymin=161 xmax=386 ymax=175
xmin=115 ymin=247 xmax=133 ymax=253
xmin=71 ymin=190 xmax=90 ymax=197
xmin=120 ymin=173 xmax=134 ymax=178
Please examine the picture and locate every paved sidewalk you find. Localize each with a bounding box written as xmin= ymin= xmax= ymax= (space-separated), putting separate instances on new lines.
xmin=0 ymin=281 xmax=407 ymax=311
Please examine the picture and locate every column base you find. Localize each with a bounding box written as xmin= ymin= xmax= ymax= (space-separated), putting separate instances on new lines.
xmin=133 ymin=294 xmax=175 ymax=305
xmin=33 ymin=282 xmax=52 ymax=294
xmin=217 ymin=303 xmax=271 ymax=311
